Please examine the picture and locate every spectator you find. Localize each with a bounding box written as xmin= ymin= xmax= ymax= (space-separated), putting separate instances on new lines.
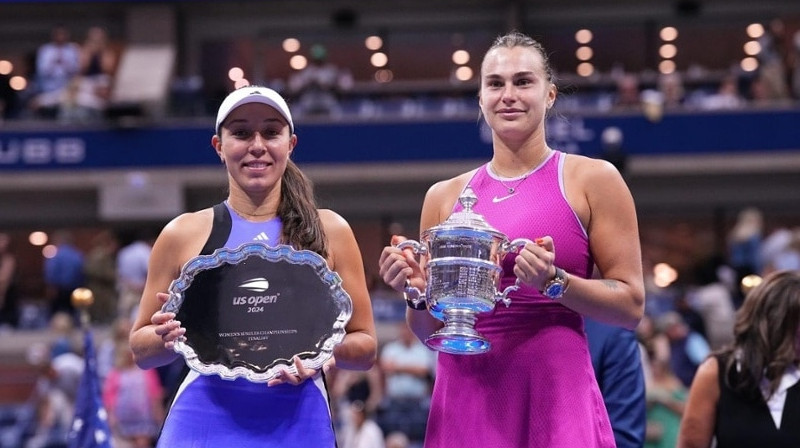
xmin=288 ymin=44 xmax=353 ymax=117
xmin=657 ymin=311 xmax=710 ymax=389
xmin=756 ymin=18 xmax=791 ymax=102
xmin=674 ymin=291 xmax=707 ymax=342
xmin=585 ymin=317 xmax=647 ymax=448
xmin=377 ymin=324 xmax=435 ymax=442
xmin=60 ymin=26 xmax=117 ymax=123
xmin=331 ymin=365 xmax=384 ymax=445
xmin=685 ymin=258 xmax=736 ymax=350
xmin=103 ymin=341 xmax=165 ymax=448
xmin=760 ymin=227 xmax=800 ymax=275
xmin=48 ymin=311 xmax=78 ymax=360
xmin=30 ymin=24 xmax=81 ymax=119
xmin=97 ymin=315 xmax=133 ymax=383
xmin=636 ymin=314 xmax=670 ymax=370
xmin=339 ymin=400 xmax=385 ymax=448
xmin=0 ymin=232 xmax=20 ymax=329
xmin=385 ymin=431 xmax=410 ymax=448
xmin=700 ymin=74 xmax=745 ymax=110
xmin=644 ymin=358 xmax=687 ymax=448
xmin=613 ymin=73 xmax=641 ymax=110
xmin=658 ymin=72 xmax=685 ymax=109
xmin=116 ymin=228 xmax=156 ymax=320
xmin=83 ymin=229 xmax=120 ymax=325
xmin=43 ymin=229 xmax=85 ymax=320
xmin=24 ymin=346 xmax=83 ymax=448
xmin=727 ymin=207 xmax=764 ymax=300
xmin=679 ymin=270 xmax=800 ymax=447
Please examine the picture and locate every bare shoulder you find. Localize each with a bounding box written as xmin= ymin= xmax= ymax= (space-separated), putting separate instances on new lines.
xmin=696 ymin=355 xmax=720 ymax=380
xmin=319 ymin=208 xmax=350 ymax=234
xmin=688 ymin=355 xmax=720 ymax=395
xmin=155 ymin=208 xmax=214 ymax=259
xmin=562 ymin=152 xmax=621 ymax=184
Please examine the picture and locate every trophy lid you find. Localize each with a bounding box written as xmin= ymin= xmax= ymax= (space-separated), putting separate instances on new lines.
xmin=423 ymin=186 xmax=506 ymax=240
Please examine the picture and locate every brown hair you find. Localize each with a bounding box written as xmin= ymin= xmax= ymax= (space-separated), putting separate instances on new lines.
xmin=482 ymin=30 xmax=554 ymax=83
xmin=721 ymin=270 xmax=800 ymax=400
xmin=278 ymin=159 xmax=328 ymax=258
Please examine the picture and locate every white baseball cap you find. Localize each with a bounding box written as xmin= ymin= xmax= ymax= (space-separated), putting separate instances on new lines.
xmin=215 ymin=86 xmax=294 ymax=134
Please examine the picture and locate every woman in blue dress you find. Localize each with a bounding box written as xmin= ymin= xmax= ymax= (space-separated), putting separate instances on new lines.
xmin=129 ymin=86 xmax=378 ymax=447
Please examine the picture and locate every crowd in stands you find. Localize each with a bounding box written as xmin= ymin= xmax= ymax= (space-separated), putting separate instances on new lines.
xmin=9 ymin=24 xmax=119 ymax=124
xmin=3 ymin=20 xmax=800 ymax=125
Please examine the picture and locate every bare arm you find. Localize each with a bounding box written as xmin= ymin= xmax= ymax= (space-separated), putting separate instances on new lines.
xmin=677 ymin=357 xmax=719 ymax=448
xmin=129 ymin=211 xmax=210 ymax=370
xmin=321 ymin=209 xmax=378 ymax=371
xmin=549 ymin=156 xmax=644 ymax=328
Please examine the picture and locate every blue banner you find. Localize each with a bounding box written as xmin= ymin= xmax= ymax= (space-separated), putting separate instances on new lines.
xmin=1 ymin=108 xmax=798 ymax=171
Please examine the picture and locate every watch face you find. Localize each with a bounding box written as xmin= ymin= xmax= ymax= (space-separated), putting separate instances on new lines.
xmin=545 ymin=283 xmax=563 ymax=298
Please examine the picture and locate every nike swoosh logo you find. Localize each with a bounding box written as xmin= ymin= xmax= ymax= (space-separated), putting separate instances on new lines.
xmin=492 ymin=192 xmax=517 ymax=203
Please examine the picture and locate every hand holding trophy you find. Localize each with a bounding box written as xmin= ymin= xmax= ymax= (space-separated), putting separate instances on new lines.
xmin=396 ymin=186 xmax=530 ymax=355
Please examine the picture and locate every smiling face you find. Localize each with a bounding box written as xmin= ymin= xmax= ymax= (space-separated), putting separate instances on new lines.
xmin=212 ymin=102 xmax=296 ymax=197
xmin=479 ymin=45 xmax=556 ymax=141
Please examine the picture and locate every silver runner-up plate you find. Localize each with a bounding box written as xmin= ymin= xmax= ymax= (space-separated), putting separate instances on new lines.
xmin=162 ymin=243 xmax=353 ymax=383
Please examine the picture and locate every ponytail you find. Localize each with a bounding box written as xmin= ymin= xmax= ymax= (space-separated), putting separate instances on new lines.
xmin=278 ymin=160 xmax=328 ymax=258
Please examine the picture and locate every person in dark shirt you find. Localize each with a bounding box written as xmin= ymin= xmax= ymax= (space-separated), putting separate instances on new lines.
xmin=679 ymin=270 xmax=800 ymax=447
xmin=585 ymin=317 xmax=647 ymax=448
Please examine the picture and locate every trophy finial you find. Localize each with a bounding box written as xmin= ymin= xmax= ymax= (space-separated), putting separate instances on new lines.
xmin=459 ymin=186 xmax=478 ymax=213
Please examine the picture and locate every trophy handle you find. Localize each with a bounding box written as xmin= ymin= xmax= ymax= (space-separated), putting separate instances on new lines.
xmin=395 ymin=239 xmax=428 ymax=256
xmin=504 ymin=237 xmax=533 ymax=254
xmin=496 ymin=238 xmax=534 ymax=307
xmin=395 ymin=239 xmax=428 ymax=306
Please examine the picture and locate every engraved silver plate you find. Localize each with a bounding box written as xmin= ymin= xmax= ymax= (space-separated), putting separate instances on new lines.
xmin=162 ymin=243 xmax=352 ymax=382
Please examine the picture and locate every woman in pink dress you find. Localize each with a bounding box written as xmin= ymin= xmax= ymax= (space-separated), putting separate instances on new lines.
xmin=378 ymin=31 xmax=645 ymax=447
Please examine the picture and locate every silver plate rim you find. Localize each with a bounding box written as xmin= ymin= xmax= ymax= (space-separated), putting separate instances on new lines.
xmin=162 ymin=242 xmax=352 ymax=383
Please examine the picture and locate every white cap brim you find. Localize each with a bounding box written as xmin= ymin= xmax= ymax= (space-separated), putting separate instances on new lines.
xmin=215 ymin=86 xmax=294 ymax=134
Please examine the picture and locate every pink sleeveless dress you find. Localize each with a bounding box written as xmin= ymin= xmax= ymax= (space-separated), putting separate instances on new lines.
xmin=423 ymin=151 xmax=615 ymax=448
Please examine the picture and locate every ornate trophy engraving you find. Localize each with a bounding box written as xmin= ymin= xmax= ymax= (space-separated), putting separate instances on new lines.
xmin=397 ymin=186 xmax=530 ymax=355
xmin=162 ymin=243 xmax=352 ymax=382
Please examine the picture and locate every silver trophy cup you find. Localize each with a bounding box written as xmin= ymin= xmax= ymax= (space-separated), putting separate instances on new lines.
xmin=397 ymin=186 xmax=530 ymax=355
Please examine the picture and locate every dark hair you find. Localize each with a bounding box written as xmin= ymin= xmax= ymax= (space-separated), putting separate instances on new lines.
xmin=720 ymin=270 xmax=800 ymax=400
xmin=278 ymin=159 xmax=328 ymax=258
xmin=482 ymin=30 xmax=554 ymax=83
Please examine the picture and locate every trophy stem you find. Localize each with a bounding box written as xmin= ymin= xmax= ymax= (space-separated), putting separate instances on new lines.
xmin=425 ymin=308 xmax=490 ymax=355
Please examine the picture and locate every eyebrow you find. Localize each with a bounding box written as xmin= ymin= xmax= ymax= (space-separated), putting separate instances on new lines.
xmin=484 ymin=71 xmax=538 ymax=80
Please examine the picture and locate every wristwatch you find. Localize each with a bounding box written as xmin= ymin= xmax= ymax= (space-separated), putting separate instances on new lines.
xmin=542 ymin=267 xmax=570 ymax=300
xmin=404 ymin=280 xmax=427 ymax=311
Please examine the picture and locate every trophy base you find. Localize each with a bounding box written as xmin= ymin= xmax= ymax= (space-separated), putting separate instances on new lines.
xmin=425 ymin=308 xmax=490 ymax=355
xmin=426 ymin=331 xmax=490 ymax=355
